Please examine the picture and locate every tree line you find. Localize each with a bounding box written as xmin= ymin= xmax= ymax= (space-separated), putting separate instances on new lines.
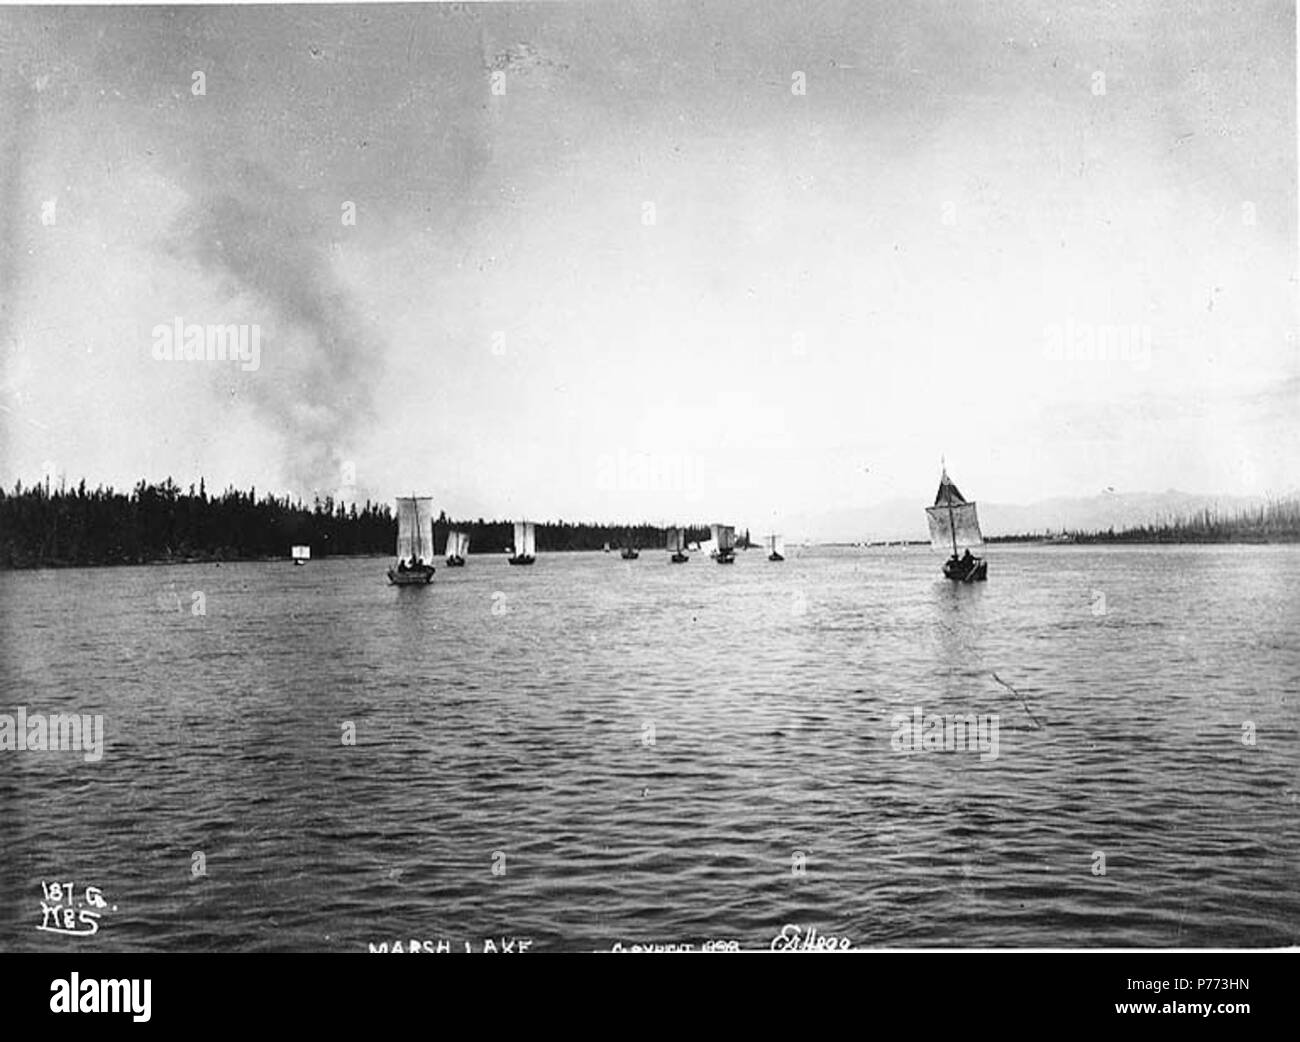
xmin=1062 ymin=499 xmax=1300 ymax=543
xmin=0 ymin=478 xmax=722 ymax=568
xmin=986 ymin=499 xmax=1300 ymax=544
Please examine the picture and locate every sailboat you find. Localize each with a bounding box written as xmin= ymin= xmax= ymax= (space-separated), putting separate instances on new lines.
xmin=291 ymin=545 xmax=310 ymax=566
xmin=711 ymin=523 xmax=736 ymax=564
xmin=925 ymin=466 xmax=988 ymax=582
xmin=765 ymin=534 xmax=785 ymax=562
xmin=508 ymin=520 xmax=536 ymax=565
xmin=387 ymin=496 xmax=436 ymax=585
xmin=445 ymin=529 xmax=470 ymax=567
xmin=619 ymin=530 xmax=639 ymax=560
xmin=667 ymin=526 xmax=688 ymax=563
xmin=603 ymin=541 xmax=611 ymax=553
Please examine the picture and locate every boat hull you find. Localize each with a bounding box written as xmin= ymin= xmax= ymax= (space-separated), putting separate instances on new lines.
xmin=768 ymin=553 xmax=784 ymax=562
xmin=445 ymin=556 xmax=466 ymax=567
xmin=620 ymin=549 xmax=639 ymax=560
xmin=715 ymin=550 xmax=736 ymax=564
xmin=507 ymin=555 xmax=535 ymax=566
xmin=943 ymin=556 xmax=988 ymax=583
xmin=387 ymin=565 xmax=435 ymax=585
xmin=293 ymin=560 xmax=307 ymax=566
xmin=670 ymin=552 xmax=689 ymax=563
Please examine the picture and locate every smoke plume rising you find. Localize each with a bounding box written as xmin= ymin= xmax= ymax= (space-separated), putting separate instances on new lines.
xmin=168 ymin=160 xmax=379 ymax=500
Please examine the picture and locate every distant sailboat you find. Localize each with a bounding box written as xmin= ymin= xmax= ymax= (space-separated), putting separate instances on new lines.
xmin=765 ymin=533 xmax=785 ymax=562
xmin=711 ymin=523 xmax=736 ymax=564
xmin=667 ymin=526 xmax=688 ymax=563
xmin=291 ymin=545 xmax=310 ymax=566
xmin=603 ymin=541 xmax=611 ymax=553
xmin=445 ymin=529 xmax=469 ymax=567
xmin=387 ymin=496 xmax=436 ymax=585
xmin=508 ymin=520 xmax=536 ymax=565
xmin=620 ymin=530 xmax=639 ymax=560
xmin=925 ymin=467 xmax=988 ymax=582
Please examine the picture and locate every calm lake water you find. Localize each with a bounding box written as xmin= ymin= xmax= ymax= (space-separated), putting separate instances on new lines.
xmin=1 ymin=545 xmax=1297 ymax=951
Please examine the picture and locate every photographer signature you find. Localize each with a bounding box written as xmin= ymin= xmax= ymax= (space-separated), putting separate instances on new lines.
xmin=769 ymin=924 xmax=854 ymax=951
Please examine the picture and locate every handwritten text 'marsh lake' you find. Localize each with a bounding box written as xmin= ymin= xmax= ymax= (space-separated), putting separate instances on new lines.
xmin=0 ymin=707 xmax=104 ymax=762
xmin=368 ymin=937 xmax=533 ymax=953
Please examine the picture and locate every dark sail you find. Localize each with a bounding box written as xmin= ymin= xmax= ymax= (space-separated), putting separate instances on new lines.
xmin=934 ymin=472 xmax=968 ymax=506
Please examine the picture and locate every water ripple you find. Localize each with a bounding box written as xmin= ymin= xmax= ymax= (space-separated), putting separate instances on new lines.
xmin=1 ymin=545 xmax=1297 ymax=950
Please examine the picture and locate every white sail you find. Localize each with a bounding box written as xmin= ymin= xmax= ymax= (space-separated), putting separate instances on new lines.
xmin=926 ymin=468 xmax=983 ymax=553
xmin=396 ymin=497 xmax=435 ymax=563
xmin=926 ymin=501 xmax=984 ymax=552
xmin=418 ymin=500 xmax=434 ymax=561
xmin=712 ymin=524 xmax=736 ymax=551
xmin=291 ymin=545 xmax=310 ymax=560
xmin=667 ymin=526 xmax=684 ymax=552
xmin=396 ymin=499 xmax=416 ymax=561
xmin=514 ymin=520 xmax=536 ymax=557
xmin=446 ymin=530 xmax=469 ymax=558
xmin=765 ymin=534 xmax=784 ymax=555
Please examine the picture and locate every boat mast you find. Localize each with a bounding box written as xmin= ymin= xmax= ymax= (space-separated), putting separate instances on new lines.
xmin=413 ymin=492 xmax=421 ymax=561
xmin=942 ymin=464 xmax=957 ymax=558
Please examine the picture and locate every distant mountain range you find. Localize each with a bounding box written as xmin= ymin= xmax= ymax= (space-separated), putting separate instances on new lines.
xmin=782 ymin=490 xmax=1299 ymax=544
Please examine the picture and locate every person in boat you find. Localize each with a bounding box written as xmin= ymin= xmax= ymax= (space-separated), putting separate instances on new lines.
xmin=397 ymin=559 xmax=408 ymax=573
xmin=961 ymin=548 xmax=974 ymax=568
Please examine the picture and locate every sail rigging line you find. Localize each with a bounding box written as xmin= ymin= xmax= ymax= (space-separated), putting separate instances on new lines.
xmin=991 ymin=672 xmax=1042 ymax=729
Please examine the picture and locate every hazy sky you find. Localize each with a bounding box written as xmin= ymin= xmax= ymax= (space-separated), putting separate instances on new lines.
xmin=1 ymin=1 xmax=1295 ymax=529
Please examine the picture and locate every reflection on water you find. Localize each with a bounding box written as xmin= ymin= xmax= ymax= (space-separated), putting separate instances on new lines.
xmin=1 ymin=545 xmax=1297 ymax=950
